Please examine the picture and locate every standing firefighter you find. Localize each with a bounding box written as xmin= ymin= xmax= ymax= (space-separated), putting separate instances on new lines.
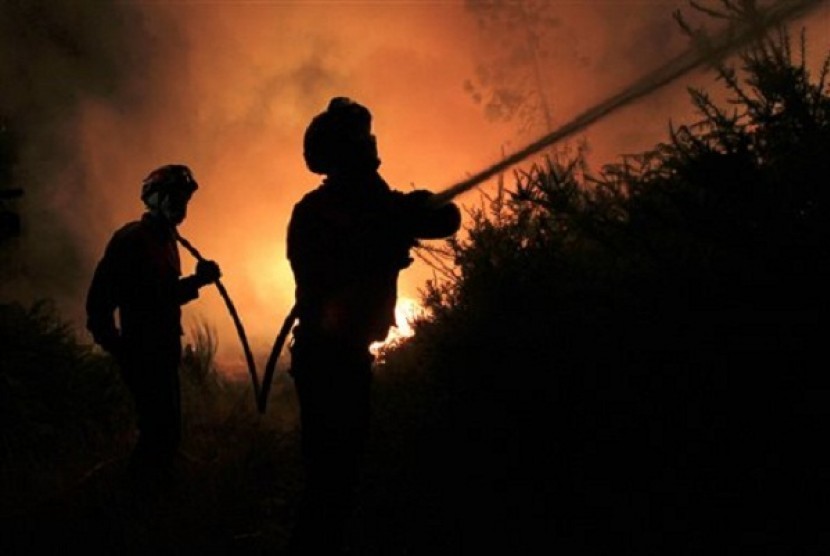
xmin=286 ymin=97 xmax=462 ymax=554
xmin=86 ymin=165 xmax=221 ymax=485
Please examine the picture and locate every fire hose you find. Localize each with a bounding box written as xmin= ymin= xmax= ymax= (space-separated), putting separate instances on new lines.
xmin=175 ymin=231 xmax=261 ymax=404
xmin=185 ymin=0 xmax=827 ymax=414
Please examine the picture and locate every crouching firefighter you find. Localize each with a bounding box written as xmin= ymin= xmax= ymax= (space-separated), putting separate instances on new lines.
xmin=283 ymin=97 xmax=462 ymax=555
xmin=85 ymin=165 xmax=221 ymax=485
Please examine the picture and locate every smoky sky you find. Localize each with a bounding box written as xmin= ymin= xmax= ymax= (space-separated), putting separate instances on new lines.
xmin=0 ymin=0 xmax=174 ymax=306
xmin=2 ymin=0 xmax=827 ymax=369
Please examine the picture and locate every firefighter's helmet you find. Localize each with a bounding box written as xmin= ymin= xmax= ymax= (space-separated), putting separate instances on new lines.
xmin=140 ymin=164 xmax=198 ymax=202
xmin=303 ymin=97 xmax=379 ymax=175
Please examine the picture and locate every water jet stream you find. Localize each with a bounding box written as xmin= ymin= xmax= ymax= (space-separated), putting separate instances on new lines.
xmin=433 ymin=0 xmax=825 ymax=206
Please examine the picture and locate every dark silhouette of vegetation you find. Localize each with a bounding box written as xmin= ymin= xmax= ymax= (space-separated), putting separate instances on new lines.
xmin=1 ymin=305 xmax=300 ymax=554
xmin=376 ymin=25 xmax=829 ymax=553
xmin=1 ymin=301 xmax=132 ymax=515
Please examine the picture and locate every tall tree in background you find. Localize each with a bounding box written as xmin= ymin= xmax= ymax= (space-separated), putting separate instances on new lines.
xmin=463 ymin=0 xmax=563 ymax=134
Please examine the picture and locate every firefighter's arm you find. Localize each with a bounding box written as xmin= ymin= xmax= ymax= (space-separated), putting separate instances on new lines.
xmin=398 ymin=190 xmax=462 ymax=239
xmin=177 ymin=260 xmax=221 ymax=304
xmin=85 ymin=240 xmax=123 ymax=356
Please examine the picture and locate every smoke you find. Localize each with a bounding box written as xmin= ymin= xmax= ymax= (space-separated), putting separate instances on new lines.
xmin=0 ymin=0 xmax=174 ymax=307
xmin=462 ymin=1 xmax=685 ymax=138
xmin=0 ymin=1 xmax=508 ymax=369
xmin=1 ymin=1 xmax=827 ymax=372
xmin=440 ymin=0 xmax=830 ymax=203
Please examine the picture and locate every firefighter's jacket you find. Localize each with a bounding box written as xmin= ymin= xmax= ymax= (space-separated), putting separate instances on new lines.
xmin=287 ymin=171 xmax=461 ymax=346
xmin=86 ymin=213 xmax=200 ymax=354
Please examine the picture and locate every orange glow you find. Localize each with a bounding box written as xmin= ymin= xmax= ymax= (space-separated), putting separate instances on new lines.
xmin=68 ymin=2 xmax=520 ymax=369
xmin=370 ymin=296 xmax=427 ymax=358
xmin=8 ymin=2 xmax=827 ymax=374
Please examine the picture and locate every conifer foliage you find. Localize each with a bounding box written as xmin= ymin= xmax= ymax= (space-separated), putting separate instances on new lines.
xmin=384 ymin=27 xmax=829 ymax=552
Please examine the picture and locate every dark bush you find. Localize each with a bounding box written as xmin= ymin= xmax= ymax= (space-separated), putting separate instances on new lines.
xmin=377 ymin=27 xmax=829 ymax=554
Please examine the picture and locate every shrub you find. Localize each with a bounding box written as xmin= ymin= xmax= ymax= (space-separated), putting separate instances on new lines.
xmin=379 ymin=26 xmax=829 ymax=552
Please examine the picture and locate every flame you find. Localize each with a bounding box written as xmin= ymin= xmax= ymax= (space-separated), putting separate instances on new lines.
xmin=370 ymin=296 xmax=427 ymax=357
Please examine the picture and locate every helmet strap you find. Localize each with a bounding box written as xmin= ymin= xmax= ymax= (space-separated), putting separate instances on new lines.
xmin=159 ymin=194 xmax=178 ymax=223
xmin=143 ymin=191 xmax=179 ymax=226
xmin=144 ymin=191 xmax=162 ymax=213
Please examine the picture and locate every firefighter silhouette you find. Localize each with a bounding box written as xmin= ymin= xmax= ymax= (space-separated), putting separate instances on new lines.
xmin=286 ymin=98 xmax=462 ymax=554
xmin=86 ymin=165 xmax=221 ymax=484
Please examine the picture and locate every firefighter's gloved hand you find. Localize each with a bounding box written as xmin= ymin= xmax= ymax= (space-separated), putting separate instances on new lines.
xmin=403 ymin=189 xmax=434 ymax=211
xmin=195 ymin=259 xmax=221 ymax=286
xmin=399 ymin=189 xmax=435 ymax=226
xmin=398 ymin=189 xmax=461 ymax=240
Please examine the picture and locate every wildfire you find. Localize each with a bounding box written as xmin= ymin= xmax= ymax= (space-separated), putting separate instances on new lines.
xmin=370 ymin=296 xmax=426 ymax=357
